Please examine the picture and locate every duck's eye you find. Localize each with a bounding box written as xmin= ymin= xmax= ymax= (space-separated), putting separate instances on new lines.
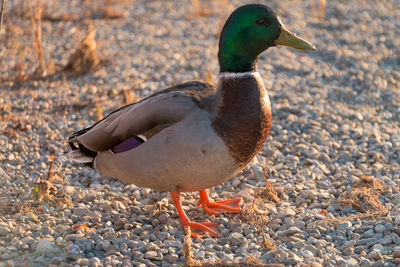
xmin=256 ymin=18 xmax=270 ymax=26
xmin=256 ymin=18 xmax=265 ymax=25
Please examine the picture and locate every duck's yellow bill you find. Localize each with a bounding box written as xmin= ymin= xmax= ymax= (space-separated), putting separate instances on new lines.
xmin=274 ymin=26 xmax=315 ymax=50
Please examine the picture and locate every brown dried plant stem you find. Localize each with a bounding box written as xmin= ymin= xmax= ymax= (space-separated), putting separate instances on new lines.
xmin=28 ymin=0 xmax=46 ymax=75
xmin=0 ymin=0 xmax=6 ymax=33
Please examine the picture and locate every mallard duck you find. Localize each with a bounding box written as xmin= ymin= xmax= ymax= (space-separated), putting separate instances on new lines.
xmin=68 ymin=4 xmax=314 ymax=237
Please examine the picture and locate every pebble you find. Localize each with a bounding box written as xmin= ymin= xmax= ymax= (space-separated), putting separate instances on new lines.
xmin=346 ymin=258 xmax=359 ymax=267
xmin=393 ymin=246 xmax=400 ymax=258
xmin=371 ymin=244 xmax=384 ymax=253
xmin=195 ymin=251 xmax=205 ymax=259
xmin=228 ymin=233 xmax=244 ymax=246
xmin=359 ymin=258 xmax=372 ymax=267
xmin=144 ymin=251 xmax=162 ymax=261
xmin=337 ymin=221 xmax=352 ymax=231
xmin=379 ymin=235 xmax=392 ymax=245
xmin=366 ymin=251 xmax=383 ymax=261
xmin=374 ymin=225 xmax=385 ymax=233
xmin=301 ymin=249 xmax=314 ymax=258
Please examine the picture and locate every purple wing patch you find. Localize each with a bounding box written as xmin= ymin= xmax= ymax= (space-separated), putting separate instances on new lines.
xmin=112 ymin=137 xmax=144 ymax=153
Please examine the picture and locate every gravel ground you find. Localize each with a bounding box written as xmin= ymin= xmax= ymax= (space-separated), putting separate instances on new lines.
xmin=1 ymin=0 xmax=399 ymax=266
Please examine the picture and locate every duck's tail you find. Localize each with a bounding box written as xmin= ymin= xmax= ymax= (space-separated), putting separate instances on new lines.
xmin=68 ymin=128 xmax=97 ymax=168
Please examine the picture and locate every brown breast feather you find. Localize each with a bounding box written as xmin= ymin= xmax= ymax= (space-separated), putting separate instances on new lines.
xmin=212 ymin=75 xmax=271 ymax=166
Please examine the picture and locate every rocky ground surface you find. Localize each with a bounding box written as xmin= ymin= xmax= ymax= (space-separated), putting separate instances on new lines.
xmin=0 ymin=0 xmax=399 ymax=266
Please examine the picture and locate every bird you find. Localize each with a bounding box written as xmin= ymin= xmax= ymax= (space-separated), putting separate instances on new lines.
xmin=68 ymin=4 xmax=314 ymax=238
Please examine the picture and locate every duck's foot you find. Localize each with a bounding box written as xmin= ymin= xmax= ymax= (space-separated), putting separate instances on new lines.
xmin=196 ymin=189 xmax=242 ymax=216
xmin=183 ymin=221 xmax=218 ymax=238
xmin=170 ymin=191 xmax=218 ymax=238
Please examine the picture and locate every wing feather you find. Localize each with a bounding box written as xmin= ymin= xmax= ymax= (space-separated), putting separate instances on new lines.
xmin=69 ymin=81 xmax=216 ymax=152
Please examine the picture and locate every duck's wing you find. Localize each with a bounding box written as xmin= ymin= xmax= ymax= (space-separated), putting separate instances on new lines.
xmin=68 ymin=81 xmax=216 ymax=155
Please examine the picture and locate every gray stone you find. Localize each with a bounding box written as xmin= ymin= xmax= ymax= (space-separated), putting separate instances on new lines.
xmin=379 ymin=234 xmax=392 ymax=245
xmin=393 ymin=246 xmax=400 ymax=258
xmin=357 ymin=238 xmax=378 ymax=245
xmin=366 ymin=251 xmax=383 ymax=260
xmin=360 ymin=258 xmax=371 ymax=267
xmin=0 ymin=227 xmax=10 ymax=237
xmin=166 ymin=253 xmax=179 ymax=264
xmin=346 ymin=258 xmax=359 ymax=267
xmin=374 ymin=225 xmax=385 ymax=233
xmin=371 ymin=260 xmax=384 ymax=267
xmin=195 ymin=251 xmax=205 ymax=259
xmin=371 ymin=244 xmax=384 ymax=253
xmin=337 ymin=221 xmax=352 ymax=231
xmin=73 ymin=208 xmax=90 ymax=217
xmin=341 ymin=240 xmax=356 ymax=250
xmin=301 ymin=249 xmax=314 ymax=258
xmin=144 ymin=251 xmax=162 ymax=261
xmin=362 ymin=229 xmax=375 ymax=238
xmin=228 ymin=232 xmax=244 ymax=246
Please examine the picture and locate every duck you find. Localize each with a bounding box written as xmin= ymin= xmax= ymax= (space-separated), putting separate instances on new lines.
xmin=68 ymin=4 xmax=314 ymax=238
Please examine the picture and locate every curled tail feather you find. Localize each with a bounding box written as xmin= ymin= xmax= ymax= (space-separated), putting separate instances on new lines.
xmin=68 ymin=127 xmax=97 ymax=168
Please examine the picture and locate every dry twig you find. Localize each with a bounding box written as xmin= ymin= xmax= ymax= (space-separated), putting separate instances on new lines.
xmin=321 ymin=172 xmax=389 ymax=226
xmin=96 ymin=6 xmax=124 ymax=19
xmin=254 ymin=156 xmax=280 ymax=203
xmin=0 ymin=0 xmax=6 ymax=33
xmin=122 ymin=88 xmax=136 ymax=105
xmin=43 ymin=11 xmax=78 ymax=22
xmin=190 ymin=0 xmax=212 ymax=17
xmin=28 ymin=0 xmax=46 ymax=76
xmin=337 ymin=173 xmax=386 ymax=213
xmin=310 ymin=0 xmax=326 ymax=19
xmin=33 ymin=155 xmax=72 ymax=207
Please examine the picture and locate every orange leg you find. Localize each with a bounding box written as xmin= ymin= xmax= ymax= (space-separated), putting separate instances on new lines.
xmin=196 ymin=189 xmax=242 ymax=216
xmin=170 ymin=191 xmax=218 ymax=238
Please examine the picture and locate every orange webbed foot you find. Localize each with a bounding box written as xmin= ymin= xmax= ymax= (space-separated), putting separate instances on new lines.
xmin=170 ymin=191 xmax=219 ymax=238
xmin=184 ymin=221 xmax=218 ymax=238
xmin=197 ymin=190 xmax=242 ymax=216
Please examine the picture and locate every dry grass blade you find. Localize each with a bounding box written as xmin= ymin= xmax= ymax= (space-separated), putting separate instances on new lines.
xmin=0 ymin=0 xmax=6 ymax=33
xmin=97 ymin=6 xmax=124 ymax=19
xmin=323 ymin=210 xmax=388 ymax=226
xmin=310 ymin=0 xmax=326 ymax=19
xmin=254 ymin=156 xmax=280 ymax=203
xmin=184 ymin=226 xmax=201 ymax=266
xmin=190 ymin=0 xmax=212 ymax=17
xmin=239 ymin=156 xmax=278 ymax=250
xmin=241 ymin=200 xmax=276 ymax=250
xmin=0 ymin=201 xmax=32 ymax=215
xmin=64 ymin=27 xmax=99 ymax=74
xmin=338 ymin=187 xmax=386 ymax=213
xmin=28 ymin=0 xmax=46 ymax=76
xmin=43 ymin=11 xmax=79 ymax=22
xmin=338 ymin=188 xmax=382 ymax=212
xmin=0 ymin=156 xmax=71 ymax=216
xmin=33 ymin=156 xmax=72 ymax=207
xmin=337 ymin=172 xmax=387 ymax=213
xmin=255 ymin=180 xmax=280 ymax=204
xmin=352 ymin=173 xmax=383 ymax=190
xmin=320 ymin=173 xmax=389 ymax=225
xmin=122 ymin=88 xmax=136 ymax=105
xmin=186 ymin=253 xmax=281 ymax=267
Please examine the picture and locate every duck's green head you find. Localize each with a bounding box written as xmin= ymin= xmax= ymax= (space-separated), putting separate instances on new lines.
xmin=218 ymin=4 xmax=315 ymax=73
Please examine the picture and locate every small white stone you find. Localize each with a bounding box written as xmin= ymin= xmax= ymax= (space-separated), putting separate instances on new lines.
xmin=35 ymin=239 xmax=52 ymax=252
xmin=195 ymin=251 xmax=205 ymax=259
